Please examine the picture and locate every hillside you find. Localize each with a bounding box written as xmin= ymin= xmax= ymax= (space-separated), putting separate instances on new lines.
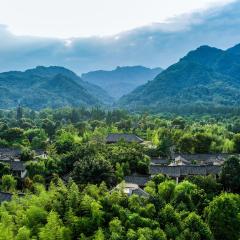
xmin=0 ymin=66 xmax=113 ymax=109
xmin=81 ymin=66 xmax=162 ymax=99
xmin=25 ymin=66 xmax=114 ymax=104
xmin=119 ymin=44 xmax=240 ymax=113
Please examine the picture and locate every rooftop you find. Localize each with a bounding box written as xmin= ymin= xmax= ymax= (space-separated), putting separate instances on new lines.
xmin=111 ymin=182 xmax=149 ymax=197
xmin=9 ymin=161 xmax=26 ymax=171
xmin=124 ymin=175 xmax=150 ymax=186
xmin=0 ymin=148 xmax=21 ymax=161
xmin=0 ymin=191 xmax=25 ymax=203
xmin=150 ymin=164 xmax=221 ymax=177
xmin=106 ymin=133 xmax=143 ymax=144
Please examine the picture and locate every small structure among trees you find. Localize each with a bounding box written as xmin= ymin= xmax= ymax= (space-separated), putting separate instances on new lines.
xmin=106 ymin=133 xmax=143 ymax=144
xmin=111 ymin=182 xmax=149 ymax=197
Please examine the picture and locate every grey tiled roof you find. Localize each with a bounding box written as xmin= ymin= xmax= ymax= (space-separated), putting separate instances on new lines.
xmin=173 ymin=154 xmax=234 ymax=163
xmin=151 ymin=158 xmax=169 ymax=165
xmin=132 ymin=188 xmax=149 ymax=197
xmin=0 ymin=191 xmax=25 ymax=203
xmin=106 ymin=133 xmax=143 ymax=143
xmin=10 ymin=161 xmax=26 ymax=171
xmin=0 ymin=148 xmax=21 ymax=161
xmin=150 ymin=165 xmax=221 ymax=177
xmin=124 ymin=175 xmax=150 ymax=186
xmin=0 ymin=192 xmax=12 ymax=202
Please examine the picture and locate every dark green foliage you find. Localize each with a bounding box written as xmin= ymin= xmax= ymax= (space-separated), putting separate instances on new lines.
xmin=20 ymin=147 xmax=35 ymax=161
xmin=205 ymin=193 xmax=240 ymax=240
xmin=179 ymin=212 xmax=213 ymax=240
xmin=72 ymin=154 xmax=115 ymax=185
xmin=186 ymin=175 xmax=222 ymax=199
xmin=0 ymin=107 xmax=238 ymax=239
xmin=220 ymin=156 xmax=240 ymax=192
xmin=0 ymin=66 xmax=113 ymax=109
xmin=119 ymin=45 xmax=240 ymax=113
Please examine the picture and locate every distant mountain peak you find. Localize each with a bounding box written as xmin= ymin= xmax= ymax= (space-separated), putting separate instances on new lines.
xmin=119 ymin=43 xmax=240 ymax=113
xmin=82 ymin=65 xmax=163 ymax=99
xmin=227 ymin=43 xmax=240 ymax=55
xmin=0 ymin=66 xmax=113 ymax=109
xmin=180 ymin=45 xmax=224 ymax=67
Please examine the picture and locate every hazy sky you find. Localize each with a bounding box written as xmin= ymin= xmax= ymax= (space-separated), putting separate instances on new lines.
xmin=0 ymin=0 xmax=234 ymax=38
xmin=0 ymin=0 xmax=239 ymax=73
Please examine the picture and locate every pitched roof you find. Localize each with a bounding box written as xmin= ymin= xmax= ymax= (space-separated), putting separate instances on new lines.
xmin=175 ymin=155 xmax=190 ymax=164
xmin=111 ymin=182 xmax=149 ymax=197
xmin=0 ymin=192 xmax=12 ymax=202
xmin=150 ymin=165 xmax=221 ymax=177
xmin=106 ymin=133 xmax=143 ymax=143
xmin=124 ymin=175 xmax=150 ymax=186
xmin=0 ymin=148 xmax=21 ymax=161
xmin=9 ymin=161 xmax=26 ymax=171
xmin=173 ymin=154 xmax=234 ymax=163
xmin=0 ymin=191 xmax=25 ymax=203
xmin=151 ymin=158 xmax=169 ymax=165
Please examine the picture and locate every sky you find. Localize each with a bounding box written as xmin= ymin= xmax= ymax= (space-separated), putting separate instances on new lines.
xmin=0 ymin=0 xmax=235 ymax=38
xmin=0 ymin=0 xmax=239 ymax=73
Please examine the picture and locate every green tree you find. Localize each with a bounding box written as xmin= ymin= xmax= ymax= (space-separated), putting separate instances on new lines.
xmin=1 ymin=175 xmax=16 ymax=192
xmin=16 ymin=227 xmax=31 ymax=240
xmin=205 ymin=193 xmax=240 ymax=240
xmin=72 ymin=154 xmax=114 ymax=185
xmin=220 ymin=156 xmax=240 ymax=192
xmin=194 ymin=133 xmax=212 ymax=153
xmin=178 ymin=134 xmax=195 ymax=153
xmin=186 ymin=175 xmax=222 ymax=199
xmin=233 ymin=133 xmax=240 ymax=152
xmin=39 ymin=211 xmax=71 ymax=240
xmin=109 ymin=218 xmax=125 ymax=240
xmin=179 ymin=212 xmax=213 ymax=240
xmin=20 ymin=147 xmax=35 ymax=161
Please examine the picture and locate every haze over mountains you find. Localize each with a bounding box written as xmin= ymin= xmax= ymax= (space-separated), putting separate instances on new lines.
xmin=1 ymin=43 xmax=240 ymax=112
xmin=1 ymin=1 xmax=240 ymax=73
xmin=119 ymin=43 xmax=240 ymax=113
xmin=82 ymin=66 xmax=162 ymax=99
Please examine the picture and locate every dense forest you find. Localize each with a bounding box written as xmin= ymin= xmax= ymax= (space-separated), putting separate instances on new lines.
xmin=119 ymin=44 xmax=240 ymax=113
xmin=0 ymin=107 xmax=239 ymax=239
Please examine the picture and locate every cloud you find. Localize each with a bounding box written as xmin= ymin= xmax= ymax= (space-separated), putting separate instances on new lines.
xmin=0 ymin=0 xmax=240 ymax=73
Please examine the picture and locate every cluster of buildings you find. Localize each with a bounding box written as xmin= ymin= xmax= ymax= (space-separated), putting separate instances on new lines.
xmin=108 ymin=133 xmax=232 ymax=196
xmin=0 ymin=148 xmax=47 ymax=202
xmin=0 ymin=133 xmax=234 ymax=200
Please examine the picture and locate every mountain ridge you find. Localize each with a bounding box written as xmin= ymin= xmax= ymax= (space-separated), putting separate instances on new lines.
xmin=81 ymin=66 xmax=162 ymax=99
xmin=0 ymin=66 xmax=112 ymax=109
xmin=118 ymin=43 xmax=240 ymax=113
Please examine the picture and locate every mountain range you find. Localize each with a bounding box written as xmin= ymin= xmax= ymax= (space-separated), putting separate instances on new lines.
xmin=82 ymin=66 xmax=162 ymax=99
xmin=2 ymin=43 xmax=240 ymax=113
xmin=0 ymin=66 xmax=113 ymax=109
xmin=119 ymin=43 xmax=240 ymax=113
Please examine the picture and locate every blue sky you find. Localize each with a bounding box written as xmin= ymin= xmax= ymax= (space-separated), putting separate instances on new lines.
xmin=0 ymin=0 xmax=239 ymax=73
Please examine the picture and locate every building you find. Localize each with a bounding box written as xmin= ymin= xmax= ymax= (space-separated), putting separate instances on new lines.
xmin=150 ymin=164 xmax=221 ymax=183
xmin=9 ymin=161 xmax=27 ymax=179
xmin=172 ymin=154 xmax=233 ymax=165
xmin=0 ymin=148 xmax=21 ymax=162
xmin=111 ymin=182 xmax=149 ymax=197
xmin=124 ymin=174 xmax=150 ymax=187
xmin=106 ymin=133 xmax=143 ymax=144
xmin=0 ymin=191 xmax=25 ymax=203
xmin=34 ymin=149 xmax=48 ymax=159
xmin=151 ymin=158 xmax=169 ymax=165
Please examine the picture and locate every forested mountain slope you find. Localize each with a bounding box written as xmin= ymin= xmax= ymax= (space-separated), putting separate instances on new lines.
xmin=82 ymin=66 xmax=162 ymax=99
xmin=119 ymin=44 xmax=240 ymax=113
xmin=0 ymin=66 xmax=113 ymax=109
